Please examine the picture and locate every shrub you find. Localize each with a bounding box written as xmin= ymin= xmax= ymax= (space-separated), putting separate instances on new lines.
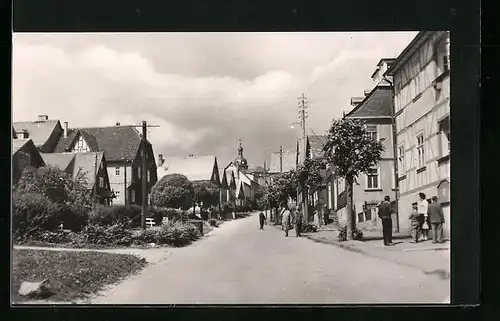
xmin=301 ymin=222 xmax=318 ymax=233
xmin=12 ymin=192 xmax=61 ymax=238
xmin=208 ymin=219 xmax=217 ymax=227
xmin=132 ymin=221 xmax=201 ymax=247
xmin=88 ymin=205 xmax=142 ymax=227
xmin=59 ymin=204 xmax=89 ymax=232
xmin=338 ymin=225 xmax=364 ymax=242
xmin=80 ymin=222 xmax=133 ymax=246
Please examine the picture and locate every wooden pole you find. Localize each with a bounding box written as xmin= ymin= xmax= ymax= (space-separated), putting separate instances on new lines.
xmin=141 ymin=121 xmax=147 ymax=231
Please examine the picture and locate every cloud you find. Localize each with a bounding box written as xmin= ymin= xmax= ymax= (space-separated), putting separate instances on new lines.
xmin=12 ymin=32 xmax=418 ymax=167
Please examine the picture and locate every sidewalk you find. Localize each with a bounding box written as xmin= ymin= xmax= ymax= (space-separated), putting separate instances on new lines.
xmin=303 ymin=230 xmax=450 ymax=279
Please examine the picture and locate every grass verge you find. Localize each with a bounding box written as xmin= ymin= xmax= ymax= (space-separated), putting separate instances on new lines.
xmin=12 ymin=248 xmax=147 ymax=303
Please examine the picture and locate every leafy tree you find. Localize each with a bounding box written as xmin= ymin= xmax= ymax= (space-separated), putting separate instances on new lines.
xmin=254 ymin=184 xmax=268 ymax=210
xmin=150 ymin=174 xmax=194 ymax=210
xmin=295 ymin=157 xmax=325 ymax=192
xmin=192 ymin=180 xmax=219 ymax=210
xmin=323 ymin=118 xmax=385 ymax=240
xmin=266 ymin=171 xmax=297 ymax=222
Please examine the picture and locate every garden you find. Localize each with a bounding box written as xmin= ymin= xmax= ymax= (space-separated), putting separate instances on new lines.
xmin=12 ymin=167 xmax=205 ymax=249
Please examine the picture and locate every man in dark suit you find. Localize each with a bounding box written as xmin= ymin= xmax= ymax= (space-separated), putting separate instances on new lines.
xmin=427 ymin=196 xmax=445 ymax=243
xmin=378 ymin=195 xmax=394 ymax=246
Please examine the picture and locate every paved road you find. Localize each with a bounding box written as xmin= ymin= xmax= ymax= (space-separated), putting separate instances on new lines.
xmin=91 ymin=212 xmax=449 ymax=304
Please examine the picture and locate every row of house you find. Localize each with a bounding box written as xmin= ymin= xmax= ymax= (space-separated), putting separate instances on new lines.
xmin=12 ymin=116 xmax=157 ymax=206
xmin=156 ymin=140 xmax=261 ymax=211
xmin=295 ymin=31 xmax=451 ymax=237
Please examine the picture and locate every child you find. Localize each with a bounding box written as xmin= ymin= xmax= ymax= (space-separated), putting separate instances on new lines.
xmin=409 ymin=204 xmax=420 ymax=243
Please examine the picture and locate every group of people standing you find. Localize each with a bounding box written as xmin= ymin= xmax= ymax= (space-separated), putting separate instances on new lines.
xmin=378 ymin=192 xmax=446 ymax=246
xmin=280 ymin=202 xmax=304 ymax=237
xmin=408 ymin=192 xmax=446 ymax=244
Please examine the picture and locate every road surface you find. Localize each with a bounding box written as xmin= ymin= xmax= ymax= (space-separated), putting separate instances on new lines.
xmin=90 ymin=212 xmax=449 ymax=304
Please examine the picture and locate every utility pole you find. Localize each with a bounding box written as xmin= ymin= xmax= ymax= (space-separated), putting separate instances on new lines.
xmin=279 ymin=145 xmax=283 ymax=173
xmin=384 ymin=77 xmax=400 ymax=233
xmin=263 ymin=160 xmax=268 ymax=220
xmin=94 ymin=153 xmax=98 ymax=204
xmin=298 ymin=93 xmax=309 ymax=222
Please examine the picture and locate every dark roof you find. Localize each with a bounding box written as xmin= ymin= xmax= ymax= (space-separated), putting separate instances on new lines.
xmin=54 ymin=126 xmax=142 ymax=161
xmin=308 ymin=135 xmax=328 ymax=158
xmin=12 ymin=139 xmax=32 ymax=155
xmin=344 ymin=86 xmax=392 ymax=118
xmin=13 ymin=120 xmax=60 ymax=147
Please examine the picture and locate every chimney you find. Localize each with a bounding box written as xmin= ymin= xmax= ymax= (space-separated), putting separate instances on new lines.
xmin=63 ymin=122 xmax=68 ymax=138
xmin=158 ymin=154 xmax=164 ymax=166
xmin=116 ymin=122 xmax=121 ymax=126
xmin=350 ymin=97 xmax=364 ymax=108
xmin=37 ymin=115 xmax=48 ymax=122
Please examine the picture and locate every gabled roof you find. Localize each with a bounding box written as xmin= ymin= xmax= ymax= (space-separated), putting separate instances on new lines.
xmin=160 ymin=155 xmax=217 ymax=181
xmin=54 ymin=126 xmax=142 ymax=161
xmin=268 ymin=151 xmax=296 ymax=173
xmin=384 ymin=31 xmax=433 ymax=76
xmin=225 ymin=169 xmax=236 ymax=188
xmin=12 ymin=139 xmax=32 ymax=155
xmin=344 ymin=86 xmax=392 ymax=118
xmin=72 ymin=152 xmax=104 ymax=186
xmin=40 ymin=153 xmax=75 ymax=171
xmin=13 ymin=120 xmax=60 ymax=148
xmin=40 ymin=151 xmax=105 ymax=188
xmin=219 ymin=168 xmax=228 ymax=187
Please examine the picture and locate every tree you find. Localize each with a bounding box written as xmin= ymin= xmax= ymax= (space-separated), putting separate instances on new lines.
xmin=192 ymin=180 xmax=219 ymax=210
xmin=14 ymin=165 xmax=94 ymax=231
xmin=254 ymin=184 xmax=268 ymax=211
xmin=150 ymin=174 xmax=194 ymax=210
xmin=266 ymin=171 xmax=297 ymax=222
xmin=323 ymin=118 xmax=385 ymax=240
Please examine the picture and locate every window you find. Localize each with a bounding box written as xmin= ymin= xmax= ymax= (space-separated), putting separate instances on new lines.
xmin=99 ymin=177 xmax=104 ymax=188
xmin=147 ymin=169 xmax=151 ymax=183
xmin=115 ymin=190 xmax=120 ymax=201
xmin=131 ymin=189 xmax=136 ymax=203
xmin=137 ymin=166 xmax=141 ymax=179
xmin=365 ymin=125 xmax=378 ymax=141
xmin=397 ymin=144 xmax=405 ymax=174
xmin=435 ymin=36 xmax=450 ymax=75
xmin=439 ymin=117 xmax=450 ymax=157
xmin=338 ymin=178 xmax=345 ymax=195
xmin=366 ymin=167 xmax=379 ymax=189
xmin=416 ymin=133 xmax=425 ymax=168
xmin=327 ymin=183 xmax=332 ymax=209
xmin=391 ymin=166 xmax=396 ymax=189
xmin=358 ymin=212 xmax=364 ymax=223
xmin=115 ymin=167 xmax=121 ymax=176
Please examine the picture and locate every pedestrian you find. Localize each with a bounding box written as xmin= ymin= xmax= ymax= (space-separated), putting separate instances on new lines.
xmin=259 ymin=212 xmax=266 ymax=230
xmin=295 ymin=204 xmax=303 ymax=237
xmin=427 ymin=196 xmax=445 ymax=243
xmin=408 ymin=203 xmax=420 ymax=243
xmin=378 ymin=195 xmax=394 ymax=246
xmin=281 ymin=204 xmax=291 ymax=237
xmin=323 ymin=204 xmax=330 ymax=226
xmin=417 ymin=193 xmax=429 ymax=241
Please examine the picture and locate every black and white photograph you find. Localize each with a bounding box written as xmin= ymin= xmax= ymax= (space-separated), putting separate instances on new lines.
xmin=11 ymin=31 xmax=451 ymax=305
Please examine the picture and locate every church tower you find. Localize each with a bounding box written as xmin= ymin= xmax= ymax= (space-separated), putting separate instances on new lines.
xmin=234 ymin=139 xmax=249 ymax=171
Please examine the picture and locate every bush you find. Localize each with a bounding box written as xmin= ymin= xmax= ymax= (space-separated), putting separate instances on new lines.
xmin=301 ymin=222 xmax=318 ymax=233
xmin=208 ymin=219 xmax=217 ymax=227
xmin=88 ymin=205 xmax=142 ymax=227
xmin=12 ymin=192 xmax=61 ymax=238
xmin=80 ymin=223 xmax=133 ymax=246
xmin=338 ymin=225 xmax=364 ymax=242
xmin=59 ymin=204 xmax=89 ymax=232
xmin=132 ymin=221 xmax=201 ymax=247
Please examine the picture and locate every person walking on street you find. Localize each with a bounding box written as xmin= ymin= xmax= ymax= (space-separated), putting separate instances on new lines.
xmin=417 ymin=193 xmax=429 ymax=241
xmin=281 ymin=204 xmax=291 ymax=237
xmin=295 ymin=204 xmax=303 ymax=237
xmin=259 ymin=212 xmax=266 ymax=230
xmin=428 ymin=196 xmax=445 ymax=243
xmin=323 ymin=204 xmax=330 ymax=226
xmin=409 ymin=204 xmax=420 ymax=243
xmin=378 ymin=195 xmax=394 ymax=246
xmin=279 ymin=203 xmax=286 ymax=230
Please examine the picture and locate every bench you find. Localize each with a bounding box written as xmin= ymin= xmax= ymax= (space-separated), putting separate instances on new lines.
xmin=146 ymin=218 xmax=156 ymax=228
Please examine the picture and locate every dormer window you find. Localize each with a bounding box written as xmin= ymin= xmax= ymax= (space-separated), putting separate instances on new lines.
xmin=72 ymin=134 xmax=90 ymax=153
xmin=16 ymin=130 xmax=29 ymax=139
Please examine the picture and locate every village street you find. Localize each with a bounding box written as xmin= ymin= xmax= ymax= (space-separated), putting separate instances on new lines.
xmin=90 ymin=212 xmax=449 ymax=304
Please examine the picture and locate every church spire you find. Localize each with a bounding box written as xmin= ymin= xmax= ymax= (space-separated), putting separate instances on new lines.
xmin=235 ymin=138 xmax=248 ymax=171
xmin=238 ymin=138 xmax=243 ymax=157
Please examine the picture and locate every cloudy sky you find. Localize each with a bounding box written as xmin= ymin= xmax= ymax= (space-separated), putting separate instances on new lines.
xmin=13 ymin=32 xmax=417 ymax=167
